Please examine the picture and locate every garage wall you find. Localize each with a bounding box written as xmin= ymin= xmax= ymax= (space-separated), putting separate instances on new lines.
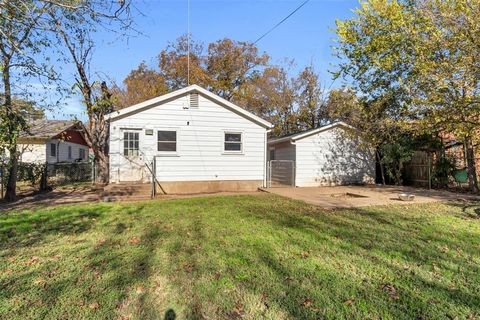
xmin=294 ymin=127 xmax=375 ymax=187
xmin=268 ymin=141 xmax=295 ymax=161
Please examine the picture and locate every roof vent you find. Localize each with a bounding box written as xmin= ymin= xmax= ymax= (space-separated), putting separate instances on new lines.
xmin=189 ymin=93 xmax=199 ymax=108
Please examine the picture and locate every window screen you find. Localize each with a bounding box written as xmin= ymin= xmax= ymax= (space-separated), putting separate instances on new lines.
xmin=123 ymin=131 xmax=140 ymax=156
xmin=68 ymin=146 xmax=72 ymax=159
xmin=224 ymin=133 xmax=242 ymax=152
xmin=158 ymin=130 xmax=177 ymax=152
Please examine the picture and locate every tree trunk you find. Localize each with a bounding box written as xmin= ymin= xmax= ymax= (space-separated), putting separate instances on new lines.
xmin=4 ymin=146 xmax=18 ymax=202
xmin=2 ymin=60 xmax=18 ymax=202
xmin=94 ymin=151 xmax=109 ymax=184
xmin=465 ymin=137 xmax=479 ymax=193
xmin=376 ymin=150 xmax=386 ymax=185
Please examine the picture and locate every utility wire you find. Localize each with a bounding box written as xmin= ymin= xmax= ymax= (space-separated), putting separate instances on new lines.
xmin=253 ymin=0 xmax=310 ymax=45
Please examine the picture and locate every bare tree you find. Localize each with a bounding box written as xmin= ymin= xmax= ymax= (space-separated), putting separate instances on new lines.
xmin=47 ymin=0 xmax=134 ymax=184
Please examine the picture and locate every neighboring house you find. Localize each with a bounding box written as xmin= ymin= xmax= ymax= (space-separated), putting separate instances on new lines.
xmin=17 ymin=120 xmax=89 ymax=164
xmin=106 ymin=85 xmax=272 ymax=193
xmin=268 ymin=122 xmax=375 ymax=187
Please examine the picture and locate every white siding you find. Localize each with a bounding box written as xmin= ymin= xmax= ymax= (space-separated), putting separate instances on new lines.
xmin=109 ymin=93 xmax=267 ymax=184
xmin=294 ymin=127 xmax=375 ymax=186
xmin=18 ymin=144 xmax=46 ymax=163
xmin=46 ymin=139 xmax=89 ymax=164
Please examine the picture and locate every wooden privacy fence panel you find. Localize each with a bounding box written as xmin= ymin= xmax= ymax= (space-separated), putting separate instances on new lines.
xmin=268 ymin=160 xmax=295 ymax=187
xmin=403 ymin=151 xmax=432 ymax=188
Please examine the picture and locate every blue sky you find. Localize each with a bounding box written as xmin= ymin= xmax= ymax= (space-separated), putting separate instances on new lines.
xmin=47 ymin=0 xmax=358 ymax=120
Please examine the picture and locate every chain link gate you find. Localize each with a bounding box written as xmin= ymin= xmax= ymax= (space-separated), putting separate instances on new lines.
xmin=267 ymin=160 xmax=295 ymax=187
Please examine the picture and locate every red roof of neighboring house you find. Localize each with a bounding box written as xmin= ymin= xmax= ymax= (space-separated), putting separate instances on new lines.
xmin=18 ymin=119 xmax=88 ymax=146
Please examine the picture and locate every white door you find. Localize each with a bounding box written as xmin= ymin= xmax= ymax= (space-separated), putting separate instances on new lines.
xmin=119 ymin=130 xmax=146 ymax=182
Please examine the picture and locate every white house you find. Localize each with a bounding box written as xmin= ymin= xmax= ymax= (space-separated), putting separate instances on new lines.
xmin=17 ymin=120 xmax=89 ymax=164
xmin=106 ymin=85 xmax=272 ymax=194
xmin=268 ymin=122 xmax=375 ymax=187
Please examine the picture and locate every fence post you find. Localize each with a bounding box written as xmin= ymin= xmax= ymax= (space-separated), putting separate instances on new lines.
xmin=0 ymin=166 xmax=3 ymax=199
xmin=428 ymin=156 xmax=432 ymax=190
xmin=268 ymin=161 xmax=271 ymax=188
xmin=39 ymin=162 xmax=48 ymax=192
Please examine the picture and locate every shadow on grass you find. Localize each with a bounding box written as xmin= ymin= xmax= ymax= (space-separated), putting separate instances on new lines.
xmin=222 ymin=199 xmax=480 ymax=318
xmin=1 ymin=196 xmax=479 ymax=319
xmin=0 ymin=206 xmax=112 ymax=250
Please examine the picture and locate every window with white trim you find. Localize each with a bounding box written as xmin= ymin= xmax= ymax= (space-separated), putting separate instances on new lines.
xmin=224 ymin=132 xmax=242 ymax=152
xmin=123 ymin=131 xmax=139 ymax=156
xmin=68 ymin=146 xmax=72 ymax=159
xmin=157 ymin=130 xmax=177 ymax=152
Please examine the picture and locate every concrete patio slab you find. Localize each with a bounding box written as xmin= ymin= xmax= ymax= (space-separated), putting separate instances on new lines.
xmin=261 ymin=185 xmax=480 ymax=209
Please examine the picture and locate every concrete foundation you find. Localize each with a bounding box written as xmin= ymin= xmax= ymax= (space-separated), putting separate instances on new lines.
xmin=157 ymin=180 xmax=263 ymax=194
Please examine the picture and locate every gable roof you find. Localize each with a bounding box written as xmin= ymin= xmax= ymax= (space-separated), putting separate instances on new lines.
xmin=268 ymin=122 xmax=356 ymax=145
xmin=106 ymin=84 xmax=272 ymax=129
xmin=19 ymin=119 xmax=78 ymax=139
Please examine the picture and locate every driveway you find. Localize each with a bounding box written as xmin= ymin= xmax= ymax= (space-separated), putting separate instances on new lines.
xmin=262 ymin=185 xmax=480 ymax=208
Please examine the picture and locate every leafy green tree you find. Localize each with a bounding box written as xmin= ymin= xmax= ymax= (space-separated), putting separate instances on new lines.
xmin=295 ymin=66 xmax=324 ymax=130
xmin=206 ymin=38 xmax=269 ymax=102
xmin=0 ymin=1 xmax=53 ymax=201
xmin=335 ymin=0 xmax=480 ymax=192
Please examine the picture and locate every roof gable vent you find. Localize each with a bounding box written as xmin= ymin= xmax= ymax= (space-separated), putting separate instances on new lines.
xmin=189 ymin=93 xmax=199 ymax=108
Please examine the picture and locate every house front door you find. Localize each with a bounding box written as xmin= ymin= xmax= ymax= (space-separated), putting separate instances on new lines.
xmin=118 ymin=129 xmax=146 ymax=182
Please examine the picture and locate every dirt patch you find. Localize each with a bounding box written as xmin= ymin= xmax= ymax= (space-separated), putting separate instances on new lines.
xmin=0 ymin=186 xmax=101 ymax=212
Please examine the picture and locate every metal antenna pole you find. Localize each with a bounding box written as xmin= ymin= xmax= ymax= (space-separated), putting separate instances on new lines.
xmin=187 ymin=0 xmax=190 ymax=86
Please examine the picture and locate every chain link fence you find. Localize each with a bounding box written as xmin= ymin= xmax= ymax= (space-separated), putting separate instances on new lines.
xmin=267 ymin=160 xmax=295 ymax=187
xmin=1 ymin=161 xmax=94 ymax=199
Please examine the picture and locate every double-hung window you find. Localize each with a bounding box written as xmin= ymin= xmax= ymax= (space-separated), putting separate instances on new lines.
xmin=224 ymin=132 xmax=242 ymax=153
xmin=157 ymin=130 xmax=177 ymax=152
xmin=123 ymin=132 xmax=139 ymax=156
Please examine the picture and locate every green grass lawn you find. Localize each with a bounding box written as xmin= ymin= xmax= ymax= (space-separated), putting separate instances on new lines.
xmin=1 ymin=194 xmax=479 ymax=319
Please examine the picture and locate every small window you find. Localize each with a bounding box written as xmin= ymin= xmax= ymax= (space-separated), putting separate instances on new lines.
xmin=224 ymin=132 xmax=242 ymax=152
xmin=269 ymin=149 xmax=275 ymax=160
xmin=68 ymin=146 xmax=72 ymax=159
xmin=79 ymin=148 xmax=85 ymax=160
xmin=50 ymin=143 xmax=56 ymax=157
xmin=123 ymin=131 xmax=140 ymax=156
xmin=158 ymin=130 xmax=177 ymax=152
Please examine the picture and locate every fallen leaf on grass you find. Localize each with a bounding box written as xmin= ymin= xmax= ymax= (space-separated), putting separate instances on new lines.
xmin=89 ymin=302 xmax=99 ymax=310
xmin=127 ymin=237 xmax=141 ymax=245
xmin=184 ymin=263 xmax=194 ymax=273
xmin=33 ymin=278 xmax=47 ymax=287
xmin=344 ymin=299 xmax=355 ymax=305
xmin=26 ymin=256 xmax=40 ymax=266
xmin=300 ymin=251 xmax=309 ymax=258
xmin=302 ymin=298 xmax=312 ymax=308
xmin=229 ymin=302 xmax=245 ymax=318
xmin=380 ymin=283 xmax=399 ymax=300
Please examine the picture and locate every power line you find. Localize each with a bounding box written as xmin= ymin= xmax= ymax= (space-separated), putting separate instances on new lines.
xmin=253 ymin=0 xmax=310 ymax=45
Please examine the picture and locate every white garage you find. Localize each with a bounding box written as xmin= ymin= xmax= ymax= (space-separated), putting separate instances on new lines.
xmin=267 ymin=122 xmax=375 ymax=187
